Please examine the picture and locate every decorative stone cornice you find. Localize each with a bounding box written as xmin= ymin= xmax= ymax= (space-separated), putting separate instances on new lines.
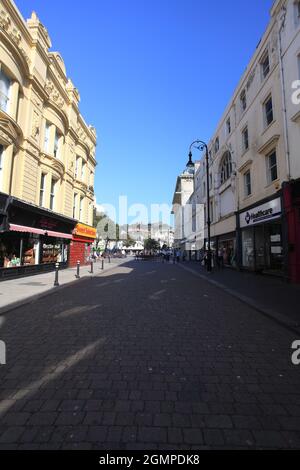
xmin=45 ymin=79 xmax=65 ymax=109
xmin=0 ymin=14 xmax=31 ymax=67
xmin=40 ymin=152 xmax=65 ymax=177
xmin=0 ymin=111 xmax=23 ymax=144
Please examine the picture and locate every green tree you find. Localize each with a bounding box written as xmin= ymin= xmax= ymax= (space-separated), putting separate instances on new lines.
xmin=144 ymin=238 xmax=160 ymax=252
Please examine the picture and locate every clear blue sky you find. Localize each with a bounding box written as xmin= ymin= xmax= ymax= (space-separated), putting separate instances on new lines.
xmin=17 ymin=0 xmax=273 ymax=221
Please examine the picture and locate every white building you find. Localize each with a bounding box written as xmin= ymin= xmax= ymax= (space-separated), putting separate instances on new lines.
xmin=173 ymin=0 xmax=300 ymax=283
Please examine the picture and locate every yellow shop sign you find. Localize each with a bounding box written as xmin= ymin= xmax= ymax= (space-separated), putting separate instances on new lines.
xmin=74 ymin=223 xmax=97 ymax=239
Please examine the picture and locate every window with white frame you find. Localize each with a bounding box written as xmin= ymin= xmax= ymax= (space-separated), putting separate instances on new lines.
xmin=79 ymin=196 xmax=84 ymax=221
xmin=266 ymin=149 xmax=278 ymax=184
xmin=240 ymin=89 xmax=247 ymax=113
xmin=264 ymin=95 xmax=274 ymax=127
xmin=0 ymin=68 xmax=11 ymax=113
xmin=54 ymin=129 xmax=59 ymax=158
xmin=220 ymin=151 xmax=233 ymax=185
xmin=50 ymin=178 xmax=57 ymax=211
xmin=39 ymin=173 xmax=46 ymax=207
xmin=44 ymin=122 xmax=51 ymax=152
xmin=73 ymin=193 xmax=77 ymax=219
xmin=242 ymin=126 xmax=249 ymax=151
xmin=261 ymin=51 xmax=270 ymax=80
xmin=81 ymin=161 xmax=86 ymax=181
xmin=0 ymin=145 xmax=4 ymax=189
xmin=75 ymin=156 xmax=80 ymax=179
xmin=244 ymin=170 xmax=252 ymax=197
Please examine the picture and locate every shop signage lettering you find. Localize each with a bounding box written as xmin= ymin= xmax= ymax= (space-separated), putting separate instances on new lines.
xmin=240 ymin=198 xmax=281 ymax=228
xmin=74 ymin=223 xmax=97 ymax=239
xmin=39 ymin=218 xmax=58 ymax=230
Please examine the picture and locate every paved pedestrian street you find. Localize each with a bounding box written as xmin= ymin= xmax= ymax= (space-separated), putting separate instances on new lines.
xmin=0 ymin=260 xmax=299 ymax=450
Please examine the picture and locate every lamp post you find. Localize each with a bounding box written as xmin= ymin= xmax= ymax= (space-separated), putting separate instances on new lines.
xmin=187 ymin=140 xmax=212 ymax=273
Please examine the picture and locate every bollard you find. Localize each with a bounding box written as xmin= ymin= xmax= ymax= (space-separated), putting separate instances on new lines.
xmin=54 ymin=262 xmax=60 ymax=287
xmin=108 ymin=256 xmax=111 ymax=264
xmin=101 ymin=259 xmax=104 ymax=270
xmin=90 ymin=260 xmax=94 ymax=274
xmin=75 ymin=260 xmax=80 ymax=279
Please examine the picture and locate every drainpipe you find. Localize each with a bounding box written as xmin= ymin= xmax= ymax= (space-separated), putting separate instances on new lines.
xmin=278 ymin=5 xmax=291 ymax=181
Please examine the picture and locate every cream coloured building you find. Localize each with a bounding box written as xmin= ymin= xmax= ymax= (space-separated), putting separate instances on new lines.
xmin=173 ymin=0 xmax=300 ymax=282
xmin=0 ymin=0 xmax=97 ymax=275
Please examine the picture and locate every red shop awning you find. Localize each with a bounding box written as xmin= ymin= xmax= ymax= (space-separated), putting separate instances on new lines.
xmin=9 ymin=224 xmax=72 ymax=240
xmin=10 ymin=224 xmax=45 ymax=236
xmin=46 ymin=231 xmax=72 ymax=240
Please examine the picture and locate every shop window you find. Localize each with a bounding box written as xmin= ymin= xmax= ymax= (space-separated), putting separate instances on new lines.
xmin=220 ymin=151 xmax=233 ymax=185
xmin=39 ymin=173 xmax=46 ymax=207
xmin=0 ymin=68 xmax=11 ymax=113
xmin=244 ymin=170 xmax=252 ymax=197
xmin=0 ymin=145 xmax=4 ymax=190
xmin=266 ymin=150 xmax=278 ymax=184
xmin=264 ymin=95 xmax=274 ymax=127
xmin=42 ymin=243 xmax=64 ymax=264
xmin=50 ymin=178 xmax=57 ymax=211
xmin=242 ymin=229 xmax=255 ymax=269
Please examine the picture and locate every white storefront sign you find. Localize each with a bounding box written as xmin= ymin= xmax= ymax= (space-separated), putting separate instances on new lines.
xmin=240 ymin=197 xmax=282 ymax=229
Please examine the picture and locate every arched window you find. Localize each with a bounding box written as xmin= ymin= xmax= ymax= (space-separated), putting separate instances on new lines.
xmin=220 ymin=151 xmax=233 ymax=185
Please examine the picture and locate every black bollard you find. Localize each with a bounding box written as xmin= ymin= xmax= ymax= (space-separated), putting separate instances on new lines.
xmin=54 ymin=262 xmax=60 ymax=287
xmin=101 ymin=259 xmax=104 ymax=270
xmin=109 ymin=256 xmax=111 ymax=264
xmin=90 ymin=260 xmax=94 ymax=274
xmin=75 ymin=260 xmax=80 ymax=279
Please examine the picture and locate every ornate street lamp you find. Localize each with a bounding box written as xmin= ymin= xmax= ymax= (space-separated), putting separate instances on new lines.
xmin=188 ymin=140 xmax=212 ymax=272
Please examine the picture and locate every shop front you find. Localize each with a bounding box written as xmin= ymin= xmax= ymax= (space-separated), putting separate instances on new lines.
xmin=237 ymin=195 xmax=284 ymax=275
xmin=0 ymin=194 xmax=76 ymax=280
xmin=69 ymin=223 xmax=97 ymax=267
xmin=283 ymin=179 xmax=300 ymax=284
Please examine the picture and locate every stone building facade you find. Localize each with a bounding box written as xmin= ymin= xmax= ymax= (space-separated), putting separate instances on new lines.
xmin=0 ymin=0 xmax=97 ymax=276
xmin=173 ymin=0 xmax=300 ymax=283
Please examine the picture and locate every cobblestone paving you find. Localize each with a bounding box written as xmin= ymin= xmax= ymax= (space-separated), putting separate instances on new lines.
xmin=0 ymin=260 xmax=300 ymax=450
